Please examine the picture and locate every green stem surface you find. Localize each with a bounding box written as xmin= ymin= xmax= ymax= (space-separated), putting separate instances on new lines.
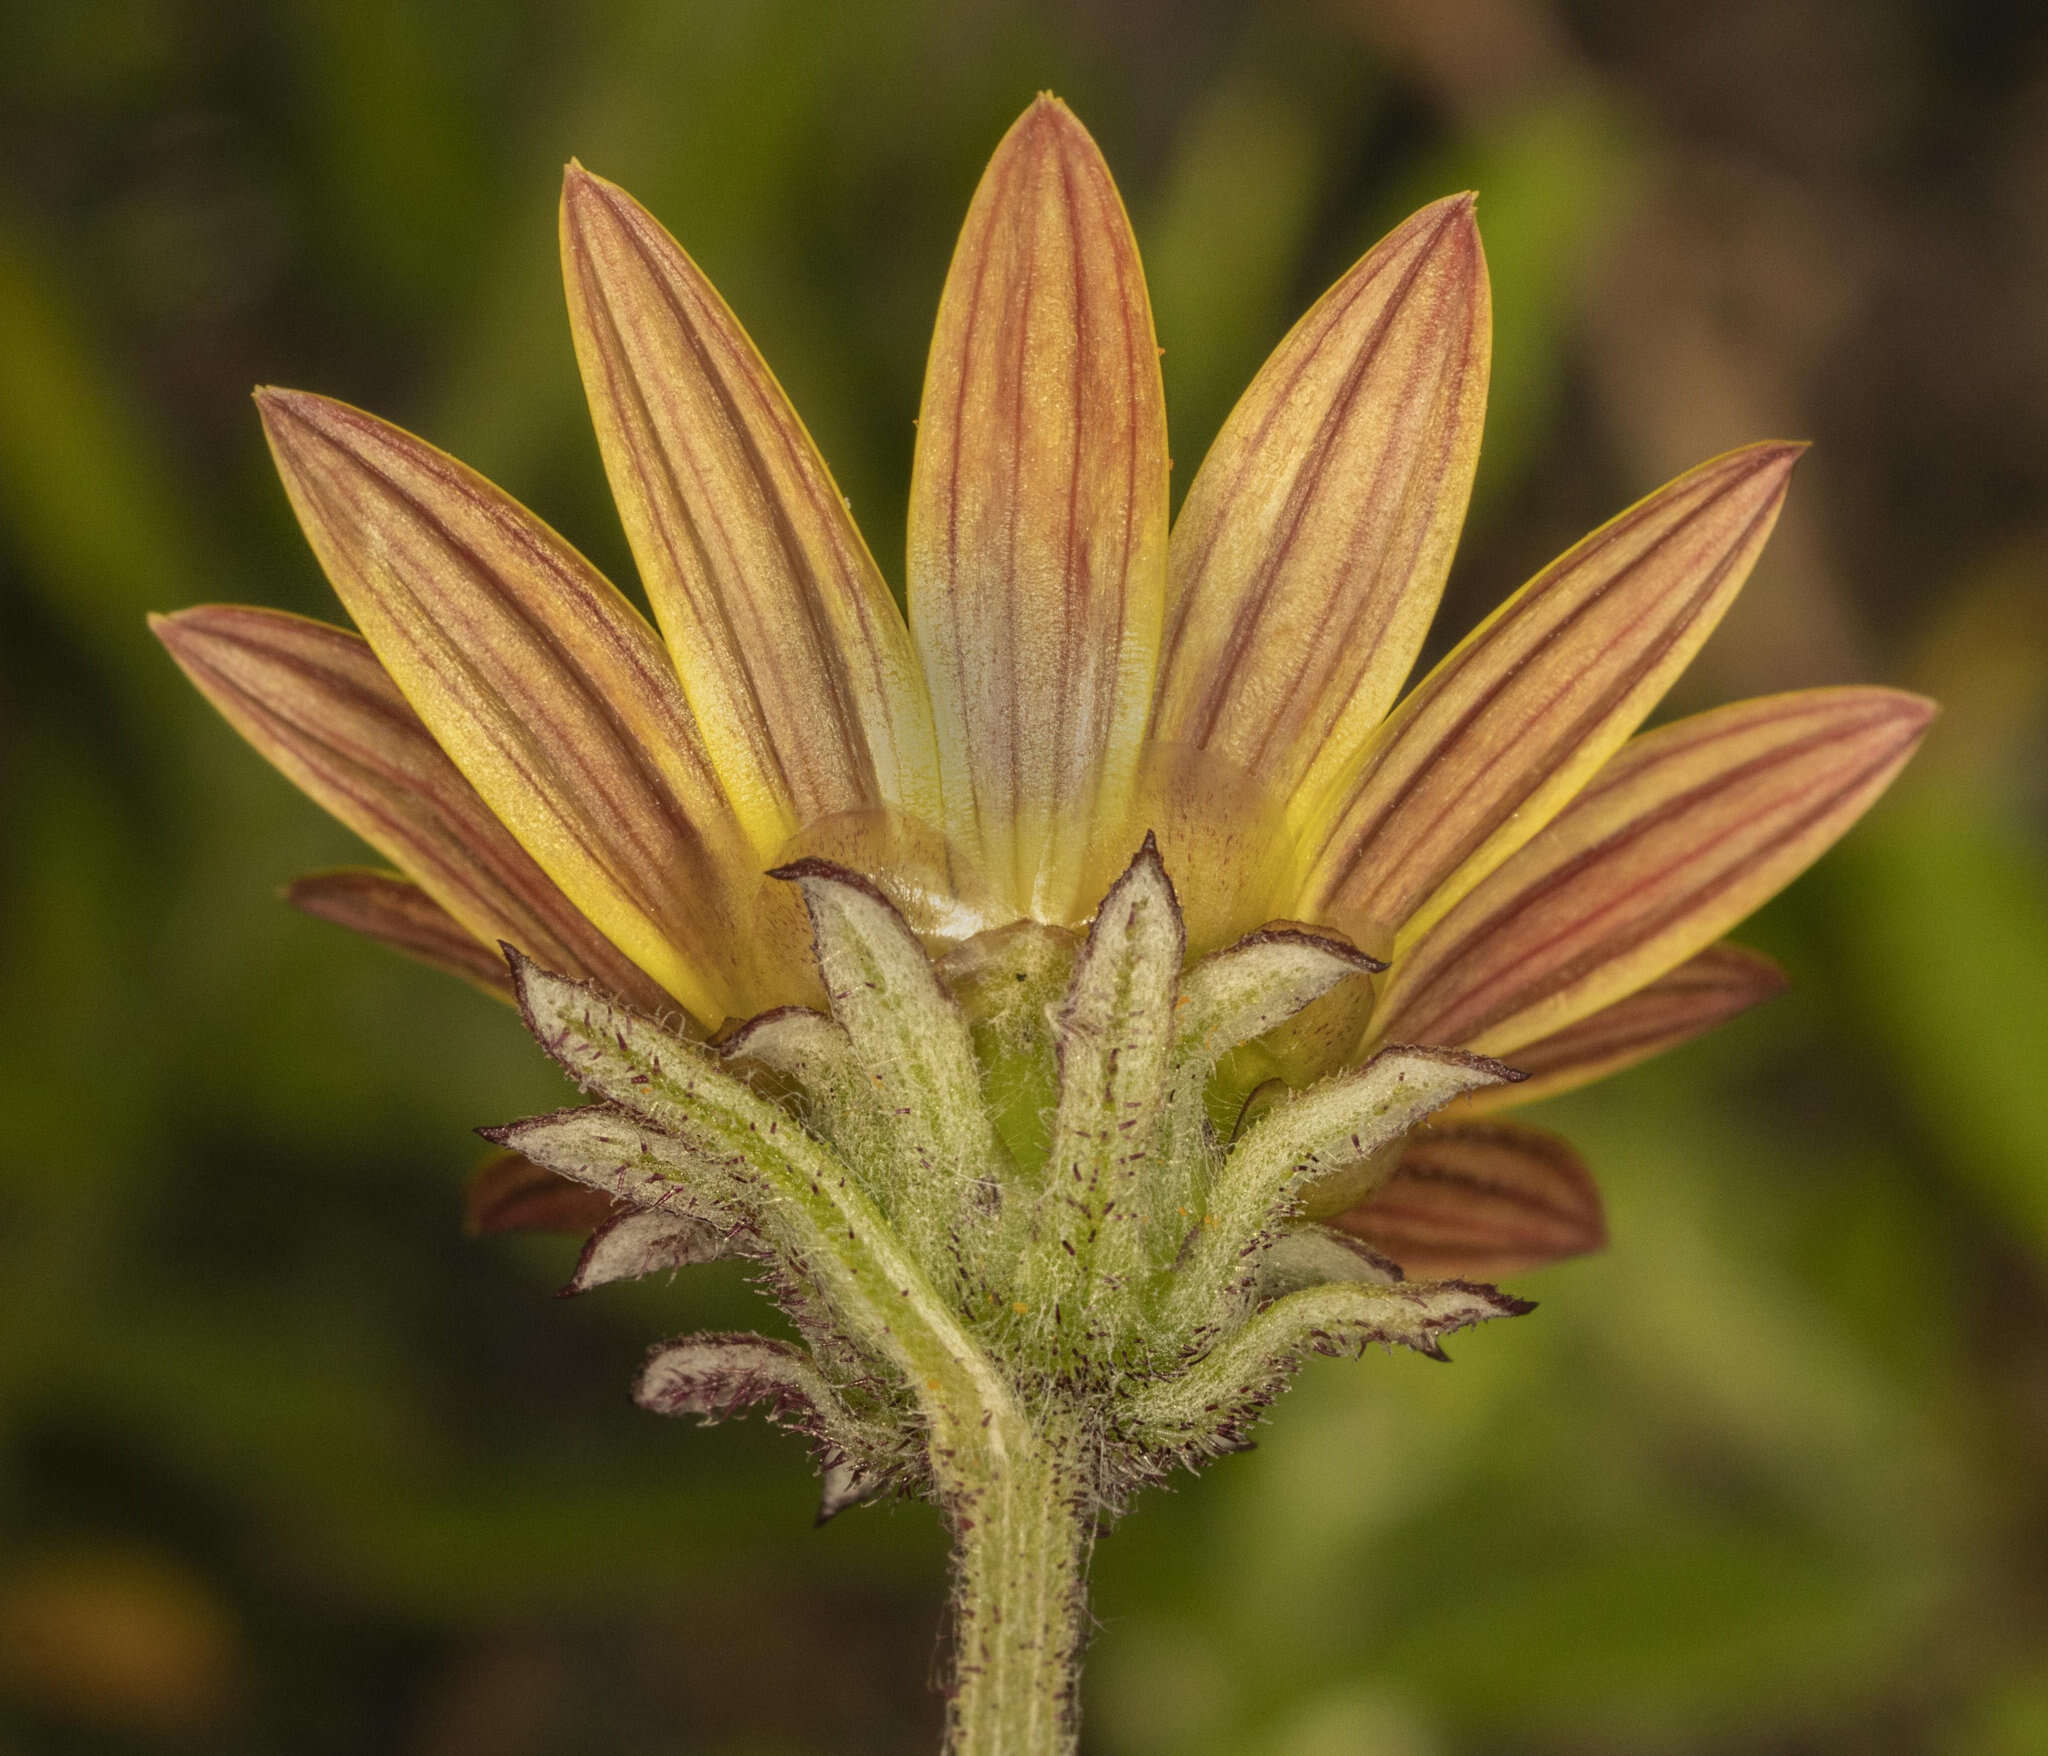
xmin=937 ymin=1406 xmax=1095 ymax=1756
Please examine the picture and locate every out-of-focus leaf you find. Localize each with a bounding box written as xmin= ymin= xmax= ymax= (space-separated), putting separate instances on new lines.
xmin=1370 ymin=1525 xmax=1946 ymax=1733
xmin=1144 ymin=80 xmax=1325 ymax=482
xmin=1830 ymin=795 xmax=2048 ymax=1255
xmin=282 ymin=0 xmax=488 ymax=308
xmin=0 ymin=214 xmax=211 ymax=686
xmin=1386 ymin=93 xmax=1641 ymax=516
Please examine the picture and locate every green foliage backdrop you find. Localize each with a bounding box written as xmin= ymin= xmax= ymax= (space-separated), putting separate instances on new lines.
xmin=2 ymin=2 xmax=2045 ymax=1751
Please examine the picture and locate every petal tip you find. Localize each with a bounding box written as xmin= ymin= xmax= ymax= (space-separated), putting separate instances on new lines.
xmin=148 ymin=602 xmax=239 ymax=666
xmin=1737 ymin=437 xmax=1810 ymax=486
xmin=1743 ymin=951 xmax=1792 ymax=1003
xmin=1006 ymin=90 xmax=1102 ymax=166
xmin=252 ymin=385 xmax=345 ymax=448
xmin=559 ymin=158 xmax=628 ymax=219
xmin=1854 ymin=686 xmax=1941 ymax=746
xmin=1894 ymin=689 xmax=1942 ymax=728
xmin=1419 ymin=190 xmax=1484 ymax=262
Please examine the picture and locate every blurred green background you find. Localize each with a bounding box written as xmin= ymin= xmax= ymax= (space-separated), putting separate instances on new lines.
xmin=4 ymin=1 xmax=2047 ymax=1751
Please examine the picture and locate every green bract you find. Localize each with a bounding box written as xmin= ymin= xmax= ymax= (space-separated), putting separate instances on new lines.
xmin=485 ymin=841 xmax=1530 ymax=1754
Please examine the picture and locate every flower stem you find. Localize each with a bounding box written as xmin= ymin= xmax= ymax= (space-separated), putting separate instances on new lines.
xmin=939 ymin=1409 xmax=1095 ymax=1756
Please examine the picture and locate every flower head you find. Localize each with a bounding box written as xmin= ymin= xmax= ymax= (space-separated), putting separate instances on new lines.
xmin=149 ymin=104 xmax=1938 ymax=1747
xmin=154 ymin=95 xmax=1930 ymax=1278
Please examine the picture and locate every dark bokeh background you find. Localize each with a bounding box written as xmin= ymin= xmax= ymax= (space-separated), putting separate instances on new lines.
xmin=4 ymin=2 xmax=2047 ymax=1751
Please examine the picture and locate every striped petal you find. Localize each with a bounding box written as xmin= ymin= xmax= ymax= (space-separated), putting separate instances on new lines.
xmin=256 ymin=388 xmax=764 ymax=1027
xmin=560 ymin=166 xmax=938 ymax=855
xmin=1452 ymin=941 xmax=1786 ymax=1115
xmin=286 ymin=869 xmax=515 ymax=998
xmin=1332 ymin=1122 xmax=1605 ymax=1278
xmin=1152 ymin=195 xmax=1489 ymax=839
xmin=152 ymin=604 xmax=672 ymax=1014
xmin=465 ymin=1152 xmax=616 ymax=1236
xmin=907 ymin=97 xmax=1169 ymax=923
xmin=1303 ymin=444 xmax=1801 ymax=949
xmin=1370 ymin=688 xmax=1934 ymax=1057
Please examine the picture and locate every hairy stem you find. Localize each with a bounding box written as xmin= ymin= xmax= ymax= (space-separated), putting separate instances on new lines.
xmin=938 ymin=1408 xmax=1096 ymax=1756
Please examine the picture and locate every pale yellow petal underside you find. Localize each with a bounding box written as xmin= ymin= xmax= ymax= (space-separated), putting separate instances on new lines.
xmin=1446 ymin=941 xmax=1786 ymax=1116
xmin=286 ymin=868 xmax=521 ymax=999
xmin=151 ymin=603 xmax=673 ymax=1014
xmin=1154 ymin=194 xmax=1490 ymax=841
xmin=561 ymin=166 xmax=939 ymax=857
xmin=256 ymin=389 xmax=760 ymax=1026
xmin=907 ymin=96 xmax=1170 ymax=924
xmin=1370 ymin=687 xmax=1934 ymax=1057
xmin=1303 ymin=442 xmax=1801 ymax=952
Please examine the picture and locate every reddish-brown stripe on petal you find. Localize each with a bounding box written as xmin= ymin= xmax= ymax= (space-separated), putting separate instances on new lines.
xmin=561 ymin=168 xmax=938 ymax=852
xmin=465 ymin=1152 xmax=617 ymax=1236
xmin=1303 ymin=444 xmax=1800 ymax=947
xmin=907 ymin=97 xmax=1169 ymax=922
xmin=1371 ymin=688 xmax=1933 ymax=1055
xmin=287 ymin=868 xmax=516 ymax=997
xmin=255 ymin=388 xmax=770 ymax=1024
xmin=1153 ymin=195 xmax=1489 ymax=837
xmin=1452 ymin=941 xmax=1786 ymax=1114
xmin=153 ymin=605 xmax=674 ymax=1014
xmin=1332 ymin=1121 xmax=1605 ymax=1278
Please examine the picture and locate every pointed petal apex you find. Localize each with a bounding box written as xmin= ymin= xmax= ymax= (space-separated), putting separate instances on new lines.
xmin=255 ymin=388 xmax=759 ymax=1026
xmin=154 ymin=604 xmax=673 ymax=1014
xmin=909 ymin=99 xmax=1171 ymax=922
xmin=560 ymin=168 xmax=938 ymax=850
xmin=1155 ymin=194 xmax=1491 ymax=833
xmin=1307 ymin=442 xmax=1805 ymax=946
xmin=1374 ymin=687 xmax=1934 ymax=1055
